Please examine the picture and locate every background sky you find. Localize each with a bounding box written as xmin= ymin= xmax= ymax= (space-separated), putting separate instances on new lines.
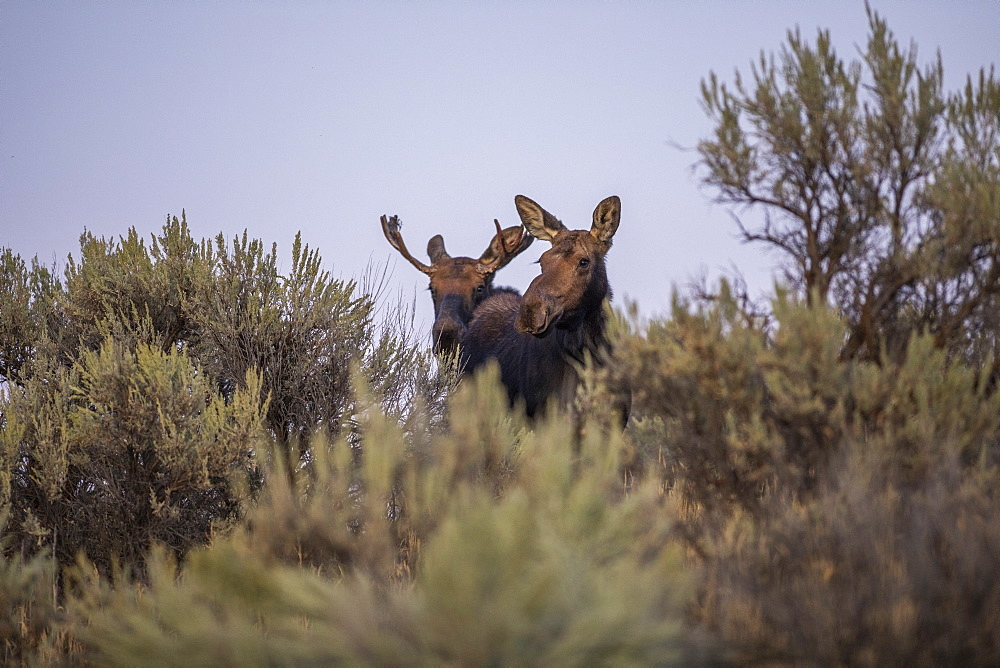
xmin=3 ymin=1 xmax=998 ymax=341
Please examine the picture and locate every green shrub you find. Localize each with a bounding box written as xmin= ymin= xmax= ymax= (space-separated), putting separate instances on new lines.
xmin=1 ymin=338 xmax=264 ymax=577
xmin=619 ymin=287 xmax=1000 ymax=664
xmin=702 ymin=453 xmax=1000 ymax=665
xmin=697 ymin=8 xmax=1000 ymax=370
xmin=66 ymin=370 xmax=701 ymax=666
xmin=0 ymin=528 xmax=65 ymax=664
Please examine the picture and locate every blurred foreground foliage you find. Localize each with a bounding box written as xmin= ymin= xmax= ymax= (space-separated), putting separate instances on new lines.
xmin=2 ymin=7 xmax=1000 ymax=665
xmin=67 ymin=369 xmax=693 ymax=666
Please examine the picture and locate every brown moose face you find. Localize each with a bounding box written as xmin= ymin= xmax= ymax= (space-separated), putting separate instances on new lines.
xmin=427 ymin=259 xmax=492 ymax=355
xmin=516 ymin=231 xmax=606 ymax=336
xmin=513 ymin=195 xmax=620 ymax=338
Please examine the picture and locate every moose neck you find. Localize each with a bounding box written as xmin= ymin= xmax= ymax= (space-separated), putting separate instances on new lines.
xmin=552 ymin=285 xmax=612 ymax=367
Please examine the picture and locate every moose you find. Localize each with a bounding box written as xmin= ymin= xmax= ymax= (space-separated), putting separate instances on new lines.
xmin=381 ymin=214 xmax=533 ymax=356
xmin=460 ymin=195 xmax=629 ymax=422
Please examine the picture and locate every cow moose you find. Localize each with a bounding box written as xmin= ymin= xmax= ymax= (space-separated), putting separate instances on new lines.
xmin=381 ymin=214 xmax=533 ymax=355
xmin=460 ymin=195 xmax=629 ymax=423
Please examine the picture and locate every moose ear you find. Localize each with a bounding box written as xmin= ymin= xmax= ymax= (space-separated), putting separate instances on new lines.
xmin=515 ymin=195 xmax=565 ymax=243
xmin=427 ymin=235 xmax=450 ymax=263
xmin=590 ymin=196 xmax=621 ymax=244
xmin=479 ymin=225 xmax=534 ymax=271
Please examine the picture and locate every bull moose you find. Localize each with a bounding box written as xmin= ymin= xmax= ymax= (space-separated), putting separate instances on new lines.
xmin=380 ymin=215 xmax=533 ymax=355
xmin=460 ymin=195 xmax=629 ymax=422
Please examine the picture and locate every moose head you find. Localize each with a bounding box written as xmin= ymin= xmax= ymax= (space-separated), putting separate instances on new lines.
xmin=381 ymin=215 xmax=532 ymax=355
xmin=513 ymin=195 xmax=621 ymax=337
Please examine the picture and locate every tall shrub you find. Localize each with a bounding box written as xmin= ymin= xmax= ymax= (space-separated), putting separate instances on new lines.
xmin=697 ymin=8 xmax=1000 ymax=367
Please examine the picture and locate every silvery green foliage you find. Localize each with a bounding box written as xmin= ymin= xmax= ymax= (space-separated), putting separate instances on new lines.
xmin=698 ymin=8 xmax=1000 ymax=370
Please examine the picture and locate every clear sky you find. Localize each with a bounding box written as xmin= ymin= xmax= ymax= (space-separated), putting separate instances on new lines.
xmin=2 ymin=1 xmax=998 ymax=340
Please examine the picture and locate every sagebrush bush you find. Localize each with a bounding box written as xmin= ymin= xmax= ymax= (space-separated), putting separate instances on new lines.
xmin=698 ymin=8 xmax=1000 ymax=370
xmin=0 ymin=338 xmax=264 ymax=577
xmin=619 ymin=287 xmax=1000 ymax=664
xmin=6 ymin=241 xmax=1000 ymax=664
xmin=701 ymin=453 xmax=1000 ymax=665
xmin=0 ymin=525 xmax=64 ymax=664
xmin=65 ymin=369 xmax=702 ymax=666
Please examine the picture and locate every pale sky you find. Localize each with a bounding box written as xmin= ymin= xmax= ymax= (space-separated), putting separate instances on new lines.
xmin=3 ymin=2 xmax=998 ymax=340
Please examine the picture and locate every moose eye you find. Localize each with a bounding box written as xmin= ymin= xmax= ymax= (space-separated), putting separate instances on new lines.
xmin=476 ymin=285 xmax=485 ymax=294
xmin=578 ymin=257 xmax=590 ymax=269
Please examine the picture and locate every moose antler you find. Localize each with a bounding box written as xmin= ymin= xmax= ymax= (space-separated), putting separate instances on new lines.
xmin=478 ymin=219 xmax=527 ymax=275
xmin=380 ymin=215 xmax=435 ymax=275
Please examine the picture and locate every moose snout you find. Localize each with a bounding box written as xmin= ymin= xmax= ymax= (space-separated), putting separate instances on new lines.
xmin=516 ymin=296 xmax=559 ymax=337
xmin=515 ymin=302 xmax=544 ymax=335
xmin=432 ymin=319 xmax=466 ymax=356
